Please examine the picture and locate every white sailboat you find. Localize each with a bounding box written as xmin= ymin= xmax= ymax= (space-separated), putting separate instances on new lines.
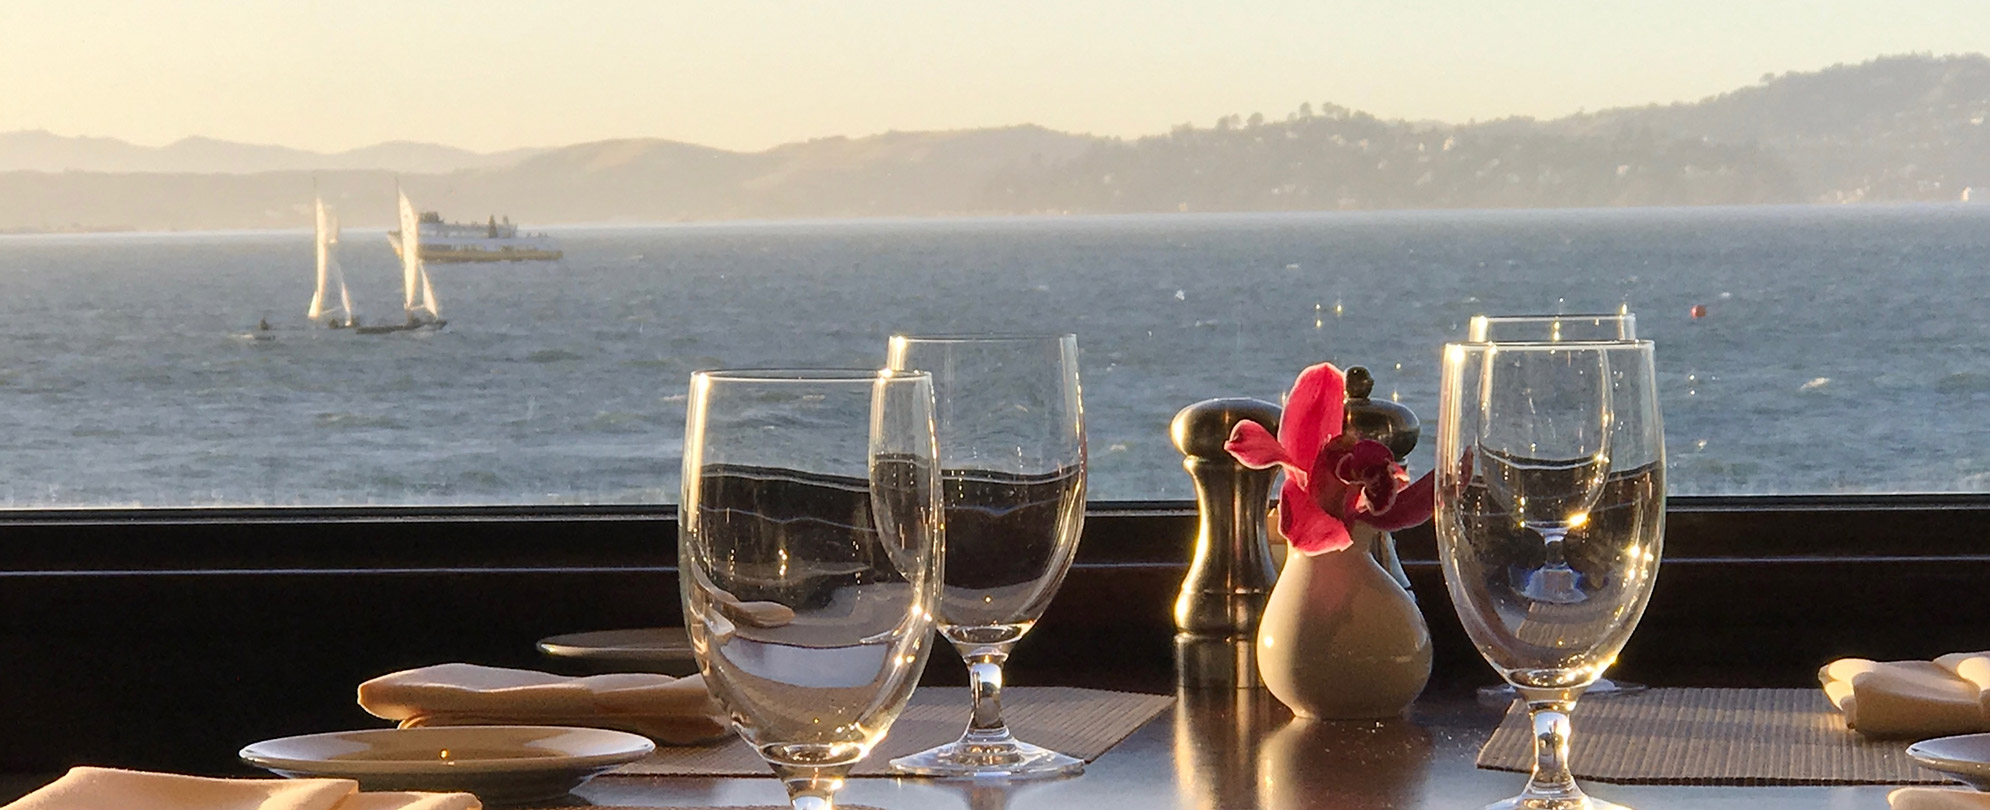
xmin=359 ymin=188 xmax=446 ymax=334
xmin=306 ymin=197 xmax=356 ymax=329
xmin=399 ymin=189 xmax=443 ymax=326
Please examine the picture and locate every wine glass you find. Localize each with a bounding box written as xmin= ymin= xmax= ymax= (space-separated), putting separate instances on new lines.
xmin=680 ymin=369 xmax=943 ymax=810
xmin=1466 ymin=310 xmax=1645 ymax=702
xmin=884 ymin=334 xmax=1088 ymax=779
xmin=1468 ymin=312 xmax=1638 ymax=342
xmin=1435 ymin=341 xmax=1665 ymax=810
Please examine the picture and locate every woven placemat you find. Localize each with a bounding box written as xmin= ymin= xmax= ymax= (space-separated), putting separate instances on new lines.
xmin=609 ymin=686 xmax=1172 ymax=778
xmin=1476 ymin=687 xmax=1950 ymax=785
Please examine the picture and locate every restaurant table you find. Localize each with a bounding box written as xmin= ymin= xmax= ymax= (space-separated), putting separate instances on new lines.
xmin=550 ymin=687 xmax=1905 ymax=810
xmin=0 ymin=686 xmax=1931 ymax=808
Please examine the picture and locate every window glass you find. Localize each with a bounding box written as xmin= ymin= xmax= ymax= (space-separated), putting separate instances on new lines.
xmin=3 ymin=5 xmax=1987 ymax=505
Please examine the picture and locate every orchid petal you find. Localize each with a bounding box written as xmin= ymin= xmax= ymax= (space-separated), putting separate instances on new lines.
xmin=1225 ymin=420 xmax=1308 ymax=487
xmin=1338 ymin=486 xmax=1363 ymax=523
xmin=1358 ymin=466 xmax=1401 ymax=515
xmin=1277 ymin=362 xmax=1347 ymax=464
xmin=1279 ymin=478 xmax=1353 ymax=555
xmin=1357 ymin=469 xmax=1435 ymax=531
xmin=1305 ymin=447 xmax=1350 ymax=521
xmin=1330 ymin=438 xmax=1397 ymax=484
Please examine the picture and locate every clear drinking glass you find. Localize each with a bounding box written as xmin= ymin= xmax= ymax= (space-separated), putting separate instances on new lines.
xmin=680 ymin=369 xmax=943 ymax=810
xmin=1466 ymin=311 xmax=1645 ymax=701
xmin=1435 ymin=341 xmax=1665 ymax=810
xmin=884 ymin=334 xmax=1088 ymax=779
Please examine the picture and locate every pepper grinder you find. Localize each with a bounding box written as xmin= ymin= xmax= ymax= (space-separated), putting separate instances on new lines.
xmin=1340 ymin=366 xmax=1421 ymax=591
xmin=1169 ymin=398 xmax=1281 ymax=688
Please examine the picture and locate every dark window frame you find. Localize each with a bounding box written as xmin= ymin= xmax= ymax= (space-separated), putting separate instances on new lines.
xmin=6 ymin=494 xmax=1988 ymax=572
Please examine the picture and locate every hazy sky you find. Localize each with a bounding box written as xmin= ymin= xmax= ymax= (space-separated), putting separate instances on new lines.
xmin=5 ymin=1 xmax=1989 ymax=154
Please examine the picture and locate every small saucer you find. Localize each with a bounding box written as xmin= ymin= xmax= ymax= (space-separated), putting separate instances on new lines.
xmin=1907 ymin=733 xmax=1990 ymax=790
xmin=240 ymin=725 xmax=654 ymax=806
xmin=537 ymin=627 xmax=698 ymax=675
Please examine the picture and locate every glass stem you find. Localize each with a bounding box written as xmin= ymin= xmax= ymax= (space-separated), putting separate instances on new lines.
xmin=1540 ymin=528 xmax=1569 ymax=567
xmin=1521 ymin=697 xmax=1584 ymax=801
xmin=963 ymin=651 xmax=1016 ymax=745
xmin=778 ymin=765 xmax=843 ymax=810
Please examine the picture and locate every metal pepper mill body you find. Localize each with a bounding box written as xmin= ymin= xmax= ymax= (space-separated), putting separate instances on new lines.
xmin=1340 ymin=366 xmax=1422 ymax=591
xmin=1169 ymin=398 xmax=1282 ymax=688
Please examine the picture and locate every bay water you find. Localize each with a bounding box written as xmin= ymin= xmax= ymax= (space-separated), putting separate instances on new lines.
xmin=1 ymin=204 xmax=1986 ymax=506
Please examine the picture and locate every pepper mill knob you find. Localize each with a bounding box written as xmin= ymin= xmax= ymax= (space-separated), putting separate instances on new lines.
xmin=1170 ymin=397 xmax=1282 ymax=689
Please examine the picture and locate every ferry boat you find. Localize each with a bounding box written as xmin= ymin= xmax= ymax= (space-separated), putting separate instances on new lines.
xmin=388 ymin=212 xmax=563 ymax=263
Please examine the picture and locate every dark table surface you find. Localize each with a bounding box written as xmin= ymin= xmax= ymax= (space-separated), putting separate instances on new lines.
xmin=0 ymin=685 xmax=1927 ymax=808
xmin=557 ymin=686 xmax=1909 ymax=810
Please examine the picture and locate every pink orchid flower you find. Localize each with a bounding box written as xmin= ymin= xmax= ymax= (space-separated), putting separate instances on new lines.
xmin=1223 ymin=362 xmax=1435 ymax=555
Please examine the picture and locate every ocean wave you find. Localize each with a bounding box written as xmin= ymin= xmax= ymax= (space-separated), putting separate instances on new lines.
xmin=314 ymin=412 xmax=401 ymax=429
xmin=1936 ymin=372 xmax=1990 ymax=394
xmin=527 ymin=349 xmax=585 ymax=363
xmin=583 ymin=411 xmax=658 ymax=433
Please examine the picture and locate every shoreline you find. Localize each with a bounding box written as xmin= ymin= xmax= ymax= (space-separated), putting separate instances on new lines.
xmin=4 ymin=199 xmax=1988 ymax=240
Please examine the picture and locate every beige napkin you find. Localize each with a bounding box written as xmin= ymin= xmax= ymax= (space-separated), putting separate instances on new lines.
xmin=1 ymin=767 xmax=478 ymax=810
xmin=1820 ymin=652 xmax=1990 ymax=738
xmin=358 ymin=663 xmax=729 ymax=745
xmin=1892 ymin=787 xmax=1990 ymax=809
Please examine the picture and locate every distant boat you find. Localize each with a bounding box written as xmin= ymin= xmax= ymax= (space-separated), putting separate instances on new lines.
xmin=306 ymin=196 xmax=356 ymax=329
xmin=388 ymin=211 xmax=562 ymax=263
xmin=357 ymin=190 xmax=446 ymax=334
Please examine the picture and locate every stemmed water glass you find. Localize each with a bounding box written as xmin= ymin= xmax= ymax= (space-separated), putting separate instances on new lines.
xmin=1435 ymin=340 xmax=1665 ymax=810
xmin=680 ymin=369 xmax=944 ymax=810
xmin=885 ymin=334 xmax=1088 ymax=779
xmin=1466 ymin=311 xmax=1645 ymax=701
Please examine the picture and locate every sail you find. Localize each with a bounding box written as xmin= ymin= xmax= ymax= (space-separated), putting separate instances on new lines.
xmin=308 ymin=197 xmax=354 ymax=326
xmin=330 ymin=212 xmax=355 ymax=324
xmin=308 ymin=198 xmax=330 ymax=320
xmin=398 ymin=189 xmax=424 ymax=318
xmin=417 ymin=262 xmax=439 ymax=318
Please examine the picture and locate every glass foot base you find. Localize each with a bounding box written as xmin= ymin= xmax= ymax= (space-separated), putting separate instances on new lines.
xmin=889 ymin=739 xmax=1085 ymax=779
xmin=1477 ymin=679 xmax=1647 ymax=705
xmin=1481 ymin=794 xmax=1633 ymax=810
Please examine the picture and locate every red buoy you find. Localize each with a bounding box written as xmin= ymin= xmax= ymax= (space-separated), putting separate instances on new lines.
xmin=1690 ymin=304 xmax=1708 ymax=319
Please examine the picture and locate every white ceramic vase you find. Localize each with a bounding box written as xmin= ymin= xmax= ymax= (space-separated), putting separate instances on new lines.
xmin=1255 ymin=523 xmax=1432 ymax=719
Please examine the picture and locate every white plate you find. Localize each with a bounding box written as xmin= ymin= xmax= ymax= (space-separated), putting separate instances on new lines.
xmin=240 ymin=725 xmax=655 ymax=806
xmin=1907 ymin=733 xmax=1990 ymax=790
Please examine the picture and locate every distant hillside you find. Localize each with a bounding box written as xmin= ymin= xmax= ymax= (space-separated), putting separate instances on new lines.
xmin=0 ymin=126 xmax=1102 ymax=230
xmin=4 ymin=54 xmax=1989 ymax=231
xmin=987 ymin=110 xmax=1799 ymax=213
xmin=1550 ymin=53 xmax=1990 ymax=202
xmin=0 ymin=130 xmax=543 ymax=174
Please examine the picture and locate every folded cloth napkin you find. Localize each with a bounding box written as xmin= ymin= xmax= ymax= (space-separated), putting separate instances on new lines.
xmin=1892 ymin=787 xmax=1990 ymax=809
xmin=358 ymin=663 xmax=729 ymax=745
xmin=1820 ymin=651 xmax=1990 ymax=738
xmin=1 ymin=767 xmax=478 ymax=810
